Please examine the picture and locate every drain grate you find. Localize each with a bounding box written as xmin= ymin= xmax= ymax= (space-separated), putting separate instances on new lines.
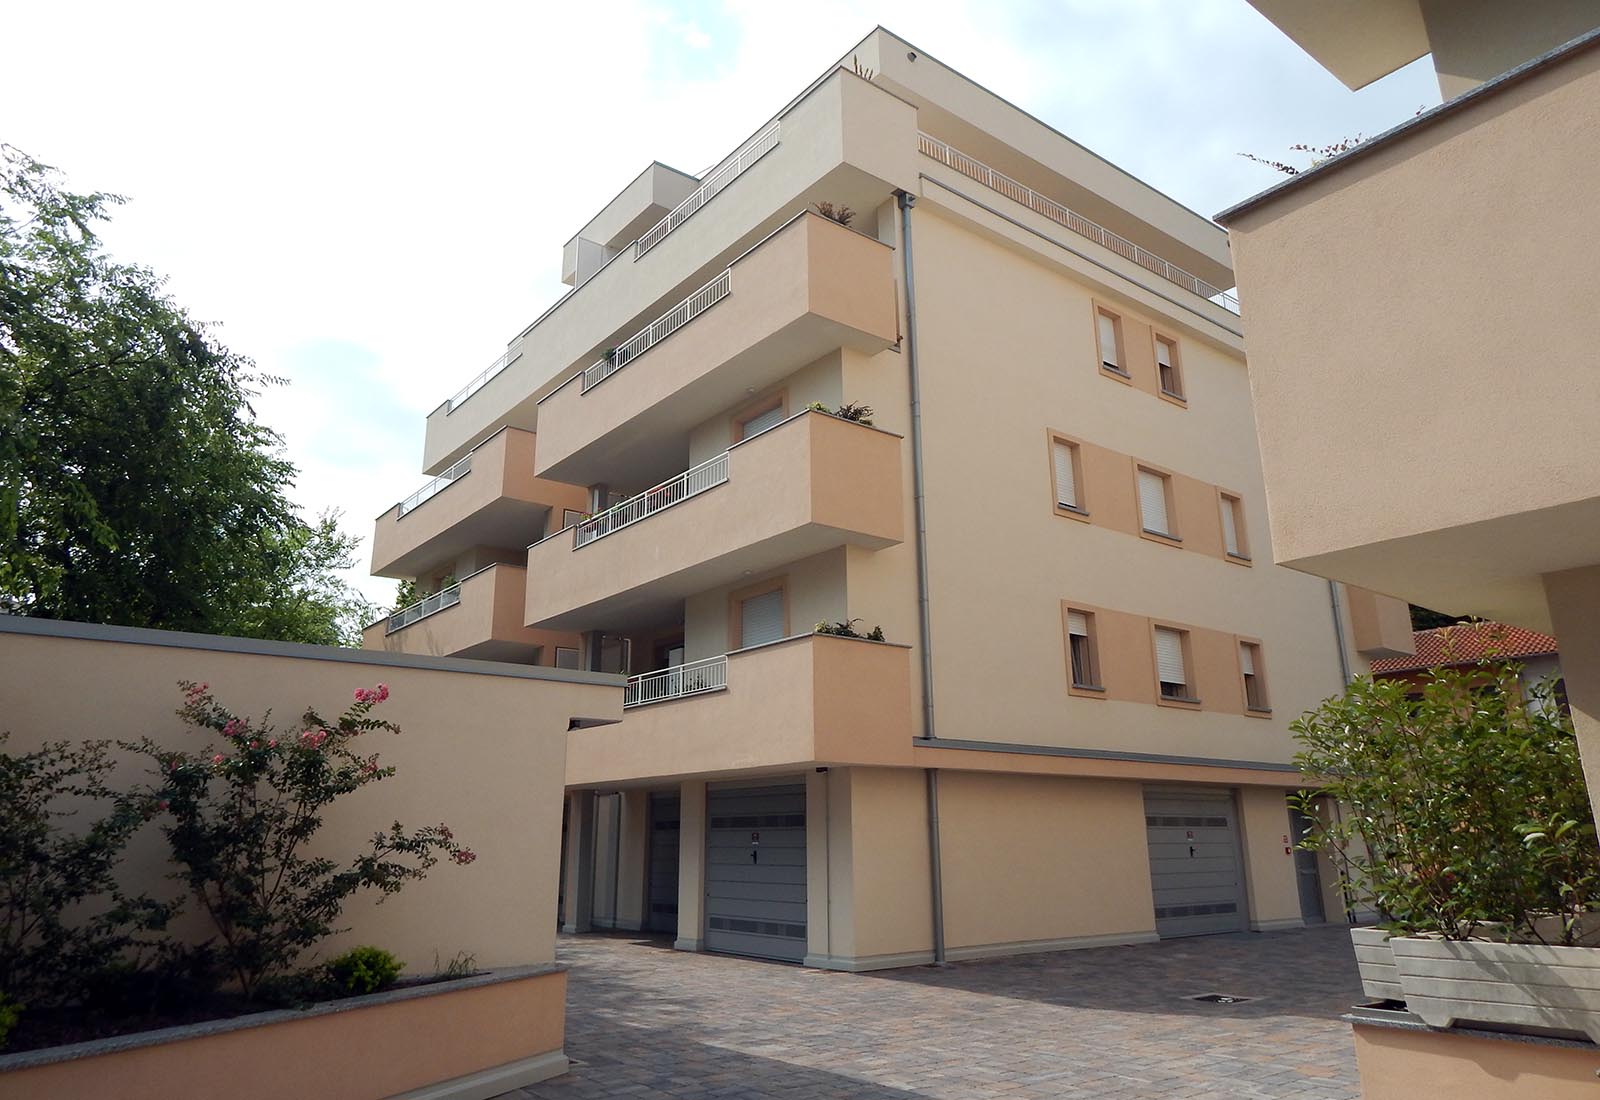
xmin=1189 ymin=993 xmax=1253 ymax=1005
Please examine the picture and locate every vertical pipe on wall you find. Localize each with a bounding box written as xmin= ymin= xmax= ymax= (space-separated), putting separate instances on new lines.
xmin=898 ymin=189 xmax=947 ymax=965
xmin=1328 ymin=580 xmax=1353 ymax=687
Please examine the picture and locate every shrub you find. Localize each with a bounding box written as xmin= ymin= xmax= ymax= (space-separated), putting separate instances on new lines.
xmin=811 ymin=201 xmax=855 ymax=227
xmin=805 ymin=401 xmax=874 ymax=426
xmin=1291 ymin=663 xmax=1598 ymax=943
xmin=0 ymin=993 xmax=20 ymax=1050
xmin=131 ymin=682 xmax=475 ymax=998
xmin=325 ymin=946 xmax=403 ymax=996
xmin=814 ymin=619 xmax=885 ymax=641
xmin=0 ymin=736 xmax=173 ymax=1010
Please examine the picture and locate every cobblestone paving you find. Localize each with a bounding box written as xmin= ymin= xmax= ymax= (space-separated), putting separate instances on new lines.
xmin=501 ymin=925 xmax=1363 ymax=1100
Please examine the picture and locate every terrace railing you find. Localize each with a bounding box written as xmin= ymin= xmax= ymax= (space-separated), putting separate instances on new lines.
xmin=447 ymin=346 xmax=523 ymax=412
xmin=582 ymin=268 xmax=731 ymax=392
xmin=572 ymin=452 xmax=730 ymax=548
xmin=623 ymin=655 xmax=729 ymax=708
xmin=386 ymin=582 xmax=462 ymax=633
xmin=396 ymin=451 xmax=472 ymax=517
xmin=917 ymin=132 xmax=1241 ymax=314
xmin=634 ymin=122 xmax=781 ymax=258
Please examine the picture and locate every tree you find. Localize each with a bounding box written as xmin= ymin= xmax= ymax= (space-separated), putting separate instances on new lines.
xmin=0 ymin=145 xmax=373 ymax=644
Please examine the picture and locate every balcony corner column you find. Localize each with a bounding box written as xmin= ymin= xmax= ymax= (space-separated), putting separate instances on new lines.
xmin=560 ymin=790 xmax=597 ymax=934
xmin=613 ymin=790 xmax=650 ymax=932
xmin=674 ymin=779 xmax=708 ymax=952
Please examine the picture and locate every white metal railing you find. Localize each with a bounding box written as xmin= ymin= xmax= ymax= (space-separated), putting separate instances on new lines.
xmin=918 ymin=133 xmax=1242 ymax=315
xmin=624 ymin=655 xmax=729 ymax=708
xmin=446 ymin=346 xmax=523 ymax=412
xmin=634 ymin=122 xmax=781 ymax=259
xmin=397 ymin=451 xmax=472 ymax=517
xmin=386 ymin=582 xmax=461 ymax=634
xmin=582 ymin=269 xmax=731 ymax=392
xmin=572 ymin=452 xmax=729 ymax=547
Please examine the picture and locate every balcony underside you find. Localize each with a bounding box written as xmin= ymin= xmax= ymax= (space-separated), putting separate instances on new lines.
xmin=376 ymin=499 xmax=553 ymax=580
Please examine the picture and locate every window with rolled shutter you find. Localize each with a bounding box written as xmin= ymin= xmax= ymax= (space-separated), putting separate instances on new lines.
xmin=1220 ymin=494 xmax=1241 ymax=557
xmin=1097 ymin=311 xmax=1121 ymax=370
xmin=1240 ymin=642 xmax=1267 ymax=710
xmin=1155 ymin=627 xmax=1188 ymax=698
xmin=555 ymin=646 xmax=581 ymax=670
xmin=1156 ymin=337 xmax=1182 ymax=397
xmin=1067 ymin=609 xmax=1099 ymax=688
xmin=740 ymin=589 xmax=785 ymax=647
xmin=1052 ymin=440 xmax=1080 ymax=510
xmin=1138 ymin=469 xmax=1173 ymax=536
xmin=739 ymin=403 xmax=786 ymax=440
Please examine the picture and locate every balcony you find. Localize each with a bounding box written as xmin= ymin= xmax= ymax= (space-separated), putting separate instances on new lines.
xmin=1217 ymin=36 xmax=1600 ymax=630
xmin=566 ymin=633 xmax=915 ymax=787
xmin=524 ymin=410 xmax=903 ymax=631
xmin=362 ymin=563 xmax=579 ymax=663
xmin=533 ymin=211 xmax=899 ymax=486
xmin=370 ymin=427 xmax=588 ymax=578
xmin=420 ymin=67 xmax=920 ymax=475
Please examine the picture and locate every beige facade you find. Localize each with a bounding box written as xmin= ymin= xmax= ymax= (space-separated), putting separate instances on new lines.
xmin=368 ymin=27 xmax=1387 ymax=970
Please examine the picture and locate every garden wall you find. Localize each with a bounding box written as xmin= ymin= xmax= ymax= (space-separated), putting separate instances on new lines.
xmin=0 ymin=616 xmax=623 ymax=971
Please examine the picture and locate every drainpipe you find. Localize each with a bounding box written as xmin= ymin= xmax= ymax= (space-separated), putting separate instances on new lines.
xmin=1328 ymin=580 xmax=1353 ymax=687
xmin=898 ymin=188 xmax=947 ymax=965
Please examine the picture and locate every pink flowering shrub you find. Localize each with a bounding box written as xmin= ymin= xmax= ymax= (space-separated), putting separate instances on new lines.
xmin=129 ymin=682 xmax=475 ymax=998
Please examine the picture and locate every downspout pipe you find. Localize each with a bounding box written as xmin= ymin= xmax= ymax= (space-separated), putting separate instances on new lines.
xmin=1328 ymin=580 xmax=1353 ymax=687
xmin=898 ymin=188 xmax=947 ymax=965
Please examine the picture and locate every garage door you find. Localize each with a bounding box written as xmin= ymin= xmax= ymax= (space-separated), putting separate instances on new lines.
xmin=1144 ymin=790 xmax=1247 ymax=937
xmin=705 ymin=784 xmax=806 ymax=962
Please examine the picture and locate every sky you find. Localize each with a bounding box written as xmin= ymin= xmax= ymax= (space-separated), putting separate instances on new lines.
xmin=2 ymin=0 xmax=1441 ymax=609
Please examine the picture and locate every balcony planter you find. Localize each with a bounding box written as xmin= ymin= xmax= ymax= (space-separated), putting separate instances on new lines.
xmin=0 ymin=965 xmax=568 ymax=1100
xmin=1391 ymin=935 xmax=1600 ymax=1043
xmin=1350 ymin=927 xmax=1402 ymax=1001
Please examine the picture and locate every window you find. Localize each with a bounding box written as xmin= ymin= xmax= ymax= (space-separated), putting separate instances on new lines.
xmin=1096 ymin=308 xmax=1125 ymax=374
xmin=1220 ymin=492 xmax=1249 ymax=561
xmin=593 ymin=634 xmax=632 ymax=675
xmin=1066 ymin=609 xmax=1102 ymax=690
xmin=1155 ymin=336 xmax=1183 ymax=399
xmin=1240 ymin=641 xmax=1269 ymax=712
xmin=1051 ymin=438 xmax=1086 ymax=514
xmin=735 ymin=394 xmax=786 ymax=442
xmin=1154 ymin=626 xmax=1195 ymax=702
xmin=1137 ymin=467 xmax=1177 ymax=539
xmin=554 ymin=646 xmax=581 ymax=670
xmin=736 ymin=586 xmax=786 ymax=647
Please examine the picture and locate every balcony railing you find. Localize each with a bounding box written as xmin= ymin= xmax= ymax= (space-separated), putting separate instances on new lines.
xmin=572 ymin=452 xmax=729 ymax=547
xmin=447 ymin=346 xmax=524 ymax=413
xmin=634 ymin=122 xmax=781 ymax=259
xmin=624 ymin=654 xmax=729 ymax=708
xmin=386 ymin=583 xmax=461 ymax=633
xmin=918 ymin=132 xmax=1241 ymax=315
xmin=582 ymin=268 xmax=731 ymax=392
xmin=396 ymin=451 xmax=472 ymax=517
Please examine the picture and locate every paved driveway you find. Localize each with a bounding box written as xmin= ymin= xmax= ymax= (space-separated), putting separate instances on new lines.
xmin=502 ymin=925 xmax=1363 ymax=1100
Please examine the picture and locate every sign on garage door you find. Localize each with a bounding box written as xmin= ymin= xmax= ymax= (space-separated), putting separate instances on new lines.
xmin=705 ymin=784 xmax=806 ymax=962
xmin=1143 ymin=790 xmax=1247 ymax=938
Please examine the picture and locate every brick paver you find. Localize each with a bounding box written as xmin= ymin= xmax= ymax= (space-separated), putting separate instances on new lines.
xmin=500 ymin=926 xmax=1363 ymax=1100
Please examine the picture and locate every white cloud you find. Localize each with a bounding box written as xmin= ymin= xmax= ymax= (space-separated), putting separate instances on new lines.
xmin=3 ymin=0 xmax=1440 ymax=608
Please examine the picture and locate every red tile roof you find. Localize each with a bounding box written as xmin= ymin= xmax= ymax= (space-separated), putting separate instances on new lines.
xmin=1370 ymin=622 xmax=1559 ymax=675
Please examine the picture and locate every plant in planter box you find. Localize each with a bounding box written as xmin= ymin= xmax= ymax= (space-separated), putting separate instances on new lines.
xmin=324 ymin=945 xmax=403 ymax=996
xmin=1291 ymin=662 xmax=1600 ymax=1036
xmin=814 ymin=619 xmax=885 ymax=641
xmin=130 ymin=682 xmax=475 ymax=1000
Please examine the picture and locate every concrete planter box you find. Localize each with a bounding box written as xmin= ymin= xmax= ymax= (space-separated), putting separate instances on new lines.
xmin=0 ymin=965 xmax=568 ymax=1100
xmin=1352 ymin=926 xmax=1402 ymax=1001
xmin=1391 ymin=936 xmax=1600 ymax=1043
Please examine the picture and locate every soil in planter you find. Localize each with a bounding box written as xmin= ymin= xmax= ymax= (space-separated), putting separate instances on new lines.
xmin=5 ymin=971 xmax=477 ymax=1055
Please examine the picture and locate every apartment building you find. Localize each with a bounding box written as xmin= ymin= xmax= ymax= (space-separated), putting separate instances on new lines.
xmin=365 ymin=27 xmax=1409 ymax=970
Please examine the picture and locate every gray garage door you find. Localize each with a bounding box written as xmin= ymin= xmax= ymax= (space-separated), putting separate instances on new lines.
xmin=1144 ymin=790 xmax=1248 ymax=938
xmin=705 ymin=784 xmax=806 ymax=962
xmin=646 ymin=793 xmax=680 ymax=934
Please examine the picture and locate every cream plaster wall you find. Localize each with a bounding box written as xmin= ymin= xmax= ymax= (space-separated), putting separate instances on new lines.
xmin=683 ymin=549 xmax=847 ymax=660
xmin=907 ymin=202 xmax=1345 ymax=764
xmin=1236 ymin=785 xmax=1305 ymax=930
xmin=686 ymin=352 xmax=844 ymax=467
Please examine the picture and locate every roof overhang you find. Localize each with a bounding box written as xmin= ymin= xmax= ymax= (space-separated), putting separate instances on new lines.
xmin=1245 ymin=0 xmax=1430 ymax=90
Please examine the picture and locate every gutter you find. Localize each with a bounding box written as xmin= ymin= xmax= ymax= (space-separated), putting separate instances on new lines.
xmin=897 ymin=189 xmax=947 ymax=965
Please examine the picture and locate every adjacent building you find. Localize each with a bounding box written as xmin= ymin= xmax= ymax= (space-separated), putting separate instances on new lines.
xmin=365 ymin=27 xmax=1411 ymax=969
xmin=1370 ymin=621 xmax=1563 ymax=704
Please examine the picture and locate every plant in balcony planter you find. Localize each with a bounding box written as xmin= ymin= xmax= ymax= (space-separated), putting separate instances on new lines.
xmin=814 ymin=619 xmax=885 ymax=641
xmin=805 ymin=401 xmax=875 ymax=426
xmin=128 ymin=682 xmax=476 ymax=1001
xmin=1291 ymin=661 xmax=1600 ymax=1038
xmin=811 ymin=201 xmax=855 ymax=227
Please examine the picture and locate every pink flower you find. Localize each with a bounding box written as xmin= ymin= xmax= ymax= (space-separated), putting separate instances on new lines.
xmin=299 ymin=729 xmax=329 ymax=749
xmin=211 ymin=754 xmax=224 ymax=765
xmin=157 ymin=800 xmax=169 ymax=811
xmin=268 ymin=739 xmax=277 ymax=748
xmin=451 ymin=849 xmax=477 ymax=865
xmin=375 ymin=683 xmax=389 ymax=702
xmin=222 ymin=719 xmax=242 ymax=738
xmin=250 ymin=740 xmax=260 ymax=749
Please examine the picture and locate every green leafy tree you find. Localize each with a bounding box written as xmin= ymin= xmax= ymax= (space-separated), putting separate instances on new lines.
xmin=132 ymin=682 xmax=474 ymax=998
xmin=0 ymin=144 xmax=372 ymax=644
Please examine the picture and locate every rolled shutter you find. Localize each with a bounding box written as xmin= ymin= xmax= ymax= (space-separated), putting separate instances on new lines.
xmin=740 ymin=404 xmax=786 ymax=440
xmin=1138 ymin=469 xmax=1171 ymax=535
xmin=1097 ymin=312 xmax=1120 ymax=368
xmin=1156 ymin=340 xmax=1173 ymax=370
xmin=1053 ymin=441 xmax=1078 ymax=508
xmin=1239 ymin=643 xmax=1255 ymax=675
xmin=1067 ymin=610 xmax=1088 ymax=636
xmin=740 ymin=589 xmax=785 ymax=647
xmin=1155 ymin=628 xmax=1186 ymax=685
xmin=1221 ymin=497 xmax=1240 ymax=556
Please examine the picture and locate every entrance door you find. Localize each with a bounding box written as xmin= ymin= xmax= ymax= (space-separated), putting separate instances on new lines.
xmin=1143 ymin=789 xmax=1248 ymax=937
xmin=704 ymin=784 xmax=806 ymax=962
xmin=646 ymin=793 xmax=680 ymax=934
xmin=1287 ymin=801 xmax=1327 ymax=924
